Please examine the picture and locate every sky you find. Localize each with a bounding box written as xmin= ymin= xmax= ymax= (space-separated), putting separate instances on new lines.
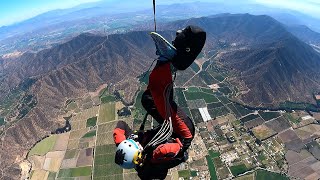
xmin=0 ymin=0 xmax=319 ymax=27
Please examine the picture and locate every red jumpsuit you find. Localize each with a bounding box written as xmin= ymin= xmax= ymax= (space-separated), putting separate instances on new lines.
xmin=114 ymin=61 xmax=195 ymax=179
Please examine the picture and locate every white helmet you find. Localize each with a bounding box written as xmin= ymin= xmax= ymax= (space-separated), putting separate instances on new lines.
xmin=115 ymin=139 xmax=143 ymax=169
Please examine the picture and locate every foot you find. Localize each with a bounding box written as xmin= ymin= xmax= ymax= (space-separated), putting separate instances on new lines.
xmin=150 ymin=32 xmax=176 ymax=61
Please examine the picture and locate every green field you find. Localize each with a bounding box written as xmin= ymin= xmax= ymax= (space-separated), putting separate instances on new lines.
xmin=255 ymin=170 xmax=288 ymax=180
xmin=190 ymin=109 xmax=203 ymax=123
xmin=258 ymin=111 xmax=281 ymax=121
xmin=29 ymin=135 xmax=58 ymax=156
xmin=187 ymin=87 xmax=200 ymax=92
xmin=98 ymin=103 xmax=116 ymax=124
xmin=82 ymin=130 xmax=96 ymax=138
xmin=200 ymin=88 xmax=215 ymax=94
xmin=101 ymin=95 xmax=116 ymax=104
xmin=208 ymin=106 xmax=230 ymax=118
xmin=178 ymin=170 xmax=191 ymax=179
xmin=86 ymin=116 xmax=97 ymax=127
xmin=175 ymin=88 xmax=188 ymax=107
xmin=190 ymin=62 xmax=200 ymax=72
xmin=94 ymin=153 xmax=114 ymax=165
xmin=47 ymin=172 xmax=57 ymax=180
xmin=184 ymin=91 xmax=219 ymax=103
xmin=209 ymin=150 xmax=220 ymax=158
xmin=0 ymin=117 xmax=5 ymax=126
xmin=240 ymin=114 xmax=260 ymax=123
xmin=64 ymin=149 xmax=78 ymax=159
xmin=93 ymin=144 xmax=123 ymax=178
xmin=230 ymin=164 xmax=248 ymax=176
xmin=218 ymin=87 xmax=232 ymax=95
xmin=95 ymin=144 xmax=115 ymax=155
xmin=57 ymin=166 xmax=92 ymax=177
xmin=227 ymin=103 xmax=242 ymax=118
xmin=206 ymin=155 xmax=218 ymax=180
xmin=199 ymin=71 xmax=219 ymax=85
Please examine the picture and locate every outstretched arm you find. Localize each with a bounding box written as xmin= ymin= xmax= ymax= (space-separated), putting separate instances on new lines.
xmin=113 ymin=121 xmax=133 ymax=146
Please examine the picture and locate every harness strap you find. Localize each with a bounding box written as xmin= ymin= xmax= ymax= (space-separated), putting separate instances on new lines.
xmin=153 ymin=0 xmax=157 ymax=32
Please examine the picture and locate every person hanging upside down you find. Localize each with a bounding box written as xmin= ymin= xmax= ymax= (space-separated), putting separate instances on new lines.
xmin=113 ymin=25 xmax=206 ymax=180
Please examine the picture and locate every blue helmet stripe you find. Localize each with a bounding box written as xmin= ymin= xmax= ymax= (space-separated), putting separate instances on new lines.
xmin=127 ymin=139 xmax=139 ymax=149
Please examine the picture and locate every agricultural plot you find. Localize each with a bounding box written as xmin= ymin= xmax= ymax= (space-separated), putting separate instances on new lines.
xmin=187 ymin=99 xmax=206 ymax=109
xmin=200 ymin=87 xmax=214 ymax=94
xmin=208 ymin=106 xmax=230 ymax=118
xmin=218 ymin=87 xmax=232 ymax=95
xmin=265 ymin=117 xmax=291 ymax=133
xmin=226 ymin=103 xmax=242 ymax=118
xmin=252 ymin=124 xmax=277 ymax=141
xmin=184 ymin=91 xmax=219 ymax=103
xmin=57 ymin=166 xmax=92 ymax=178
xmin=206 ymin=155 xmax=218 ymax=180
xmin=217 ymin=96 xmax=231 ymax=104
xmin=93 ymin=144 xmax=123 ymax=179
xmin=86 ymin=116 xmax=97 ymax=127
xmin=30 ymin=170 xmax=49 ymax=180
xmin=199 ymin=71 xmax=219 ymax=85
xmin=97 ymin=102 xmax=116 ymax=124
xmin=190 ymin=109 xmax=204 ymax=124
xmin=255 ymin=170 xmax=288 ymax=180
xmin=244 ymin=118 xmax=264 ymax=129
xmin=29 ymin=135 xmax=58 ymax=156
xmin=240 ymin=114 xmax=260 ymax=123
xmin=174 ymin=88 xmax=188 ymax=107
xmin=53 ymin=133 xmax=70 ymax=151
xmin=258 ymin=111 xmax=281 ymax=121
xmin=207 ymin=102 xmax=224 ymax=109
xmin=230 ymin=164 xmax=248 ymax=176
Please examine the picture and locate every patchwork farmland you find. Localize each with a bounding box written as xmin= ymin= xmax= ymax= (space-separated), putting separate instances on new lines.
xmin=27 ymin=58 xmax=320 ymax=179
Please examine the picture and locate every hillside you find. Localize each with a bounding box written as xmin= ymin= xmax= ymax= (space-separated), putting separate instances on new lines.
xmin=164 ymin=14 xmax=320 ymax=107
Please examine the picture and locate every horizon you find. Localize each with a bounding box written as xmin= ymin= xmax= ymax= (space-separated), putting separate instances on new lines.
xmin=1 ymin=0 xmax=320 ymax=27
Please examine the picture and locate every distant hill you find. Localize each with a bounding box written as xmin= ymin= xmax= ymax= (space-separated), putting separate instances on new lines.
xmin=163 ymin=14 xmax=320 ymax=107
xmin=287 ymin=25 xmax=320 ymax=46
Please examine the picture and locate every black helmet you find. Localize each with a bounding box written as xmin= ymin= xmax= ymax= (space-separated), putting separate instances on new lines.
xmin=171 ymin=25 xmax=206 ymax=70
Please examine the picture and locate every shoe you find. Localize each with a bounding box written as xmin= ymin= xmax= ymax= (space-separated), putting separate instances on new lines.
xmin=150 ymin=32 xmax=177 ymax=61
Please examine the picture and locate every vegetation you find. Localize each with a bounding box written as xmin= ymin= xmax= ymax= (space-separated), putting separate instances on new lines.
xmin=218 ymin=87 xmax=232 ymax=95
xmin=209 ymin=150 xmax=220 ymax=158
xmin=178 ymin=170 xmax=191 ymax=179
xmin=199 ymin=71 xmax=219 ymax=84
xmin=258 ymin=111 xmax=281 ymax=121
xmin=190 ymin=62 xmax=200 ymax=72
xmin=206 ymin=155 xmax=218 ymax=180
xmin=57 ymin=166 xmax=92 ymax=177
xmin=279 ymin=101 xmax=320 ymax=112
xmin=284 ymin=113 xmax=300 ymax=124
xmin=47 ymin=172 xmax=57 ymax=180
xmin=100 ymin=95 xmax=116 ymax=104
xmin=138 ymin=71 xmax=150 ymax=84
xmin=86 ymin=116 xmax=97 ymax=127
xmin=64 ymin=149 xmax=78 ymax=159
xmin=240 ymin=114 xmax=260 ymax=123
xmin=82 ymin=130 xmax=96 ymax=138
xmin=184 ymin=91 xmax=219 ymax=103
xmin=29 ymin=135 xmax=57 ymax=156
xmin=98 ymin=103 xmax=115 ymax=124
xmin=187 ymin=87 xmax=200 ymax=92
xmin=200 ymin=87 xmax=214 ymax=94
xmin=0 ymin=117 xmax=5 ymax=126
xmin=208 ymin=107 xmax=230 ymax=118
xmin=230 ymin=164 xmax=248 ymax=176
xmin=175 ymin=88 xmax=188 ymax=107
xmin=255 ymin=170 xmax=288 ymax=180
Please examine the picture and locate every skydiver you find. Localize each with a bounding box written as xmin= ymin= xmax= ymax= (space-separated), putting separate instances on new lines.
xmin=113 ymin=25 xmax=206 ymax=180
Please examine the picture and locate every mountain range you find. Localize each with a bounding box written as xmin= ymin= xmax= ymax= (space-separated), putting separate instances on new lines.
xmin=1 ymin=1 xmax=320 ymax=56
xmin=1 ymin=13 xmax=320 ymax=179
